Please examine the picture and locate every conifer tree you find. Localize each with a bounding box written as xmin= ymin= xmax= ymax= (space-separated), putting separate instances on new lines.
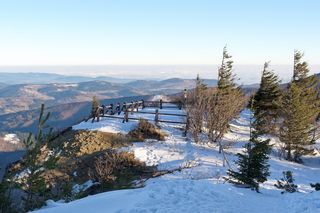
xmin=217 ymin=46 xmax=237 ymax=90
xmin=293 ymin=50 xmax=319 ymax=107
xmin=228 ymin=99 xmax=271 ymax=192
xmin=280 ymin=50 xmax=320 ymax=162
xmin=207 ymin=46 xmax=245 ymax=149
xmin=253 ymin=62 xmax=282 ymax=135
xmin=195 ymin=74 xmax=207 ymax=94
xmin=280 ymin=82 xmax=317 ymax=161
xmin=293 ymin=50 xmax=309 ymax=81
xmin=310 ymin=183 xmax=320 ymax=191
xmin=274 ymin=171 xmax=298 ymax=193
xmin=0 ymin=181 xmax=13 ymax=213
xmin=22 ymin=104 xmax=58 ymax=211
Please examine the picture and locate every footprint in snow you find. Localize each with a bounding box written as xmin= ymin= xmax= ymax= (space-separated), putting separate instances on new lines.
xmin=168 ymin=188 xmax=175 ymax=194
xmin=149 ymin=192 xmax=155 ymax=198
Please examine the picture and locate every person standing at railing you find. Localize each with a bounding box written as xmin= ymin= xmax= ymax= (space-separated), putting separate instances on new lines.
xmin=116 ymin=103 xmax=121 ymax=115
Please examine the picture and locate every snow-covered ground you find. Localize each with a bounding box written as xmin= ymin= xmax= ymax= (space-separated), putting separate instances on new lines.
xmin=36 ymin=105 xmax=320 ymax=213
xmin=3 ymin=133 xmax=20 ymax=144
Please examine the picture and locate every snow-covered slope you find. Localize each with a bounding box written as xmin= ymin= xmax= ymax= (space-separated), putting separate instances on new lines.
xmin=35 ymin=178 xmax=320 ymax=213
xmin=35 ymin=106 xmax=320 ymax=213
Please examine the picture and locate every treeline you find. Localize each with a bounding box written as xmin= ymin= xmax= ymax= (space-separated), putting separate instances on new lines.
xmin=252 ymin=50 xmax=320 ymax=162
xmin=186 ymin=46 xmax=245 ymax=161
xmin=186 ymin=48 xmax=320 ymax=191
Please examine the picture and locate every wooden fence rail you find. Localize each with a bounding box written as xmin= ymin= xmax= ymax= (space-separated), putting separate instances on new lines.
xmin=89 ymin=100 xmax=145 ymax=122
xmin=88 ymin=98 xmax=187 ymax=126
xmin=100 ymin=114 xmax=186 ymax=125
xmin=144 ymin=100 xmax=183 ymax=110
xmin=129 ymin=111 xmax=186 ymax=117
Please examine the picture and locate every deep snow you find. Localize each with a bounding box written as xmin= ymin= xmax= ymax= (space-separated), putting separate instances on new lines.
xmin=35 ymin=105 xmax=320 ymax=213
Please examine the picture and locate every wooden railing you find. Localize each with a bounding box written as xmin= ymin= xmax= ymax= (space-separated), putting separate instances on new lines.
xmin=89 ymin=99 xmax=186 ymax=125
xmin=144 ymin=100 xmax=183 ymax=110
xmin=89 ymin=100 xmax=144 ymax=123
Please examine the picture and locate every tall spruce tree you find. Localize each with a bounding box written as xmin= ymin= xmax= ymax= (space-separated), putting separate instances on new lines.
xmin=216 ymin=46 xmax=243 ymax=108
xmin=280 ymin=50 xmax=320 ymax=162
xmin=195 ymin=74 xmax=207 ymax=93
xmin=293 ymin=50 xmax=309 ymax=81
xmin=292 ymin=50 xmax=319 ymax=111
xmin=207 ymin=46 xmax=244 ymax=144
xmin=228 ymin=99 xmax=271 ymax=192
xmin=217 ymin=46 xmax=237 ymax=90
xmin=253 ymin=62 xmax=282 ymax=135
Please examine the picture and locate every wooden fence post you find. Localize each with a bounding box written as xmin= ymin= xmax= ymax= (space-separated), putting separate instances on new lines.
xmin=123 ymin=109 xmax=129 ymax=123
xmin=130 ymin=102 xmax=134 ymax=114
xmin=183 ymin=88 xmax=187 ymax=108
xmin=91 ymin=106 xmax=99 ymax=123
xmin=97 ymin=107 xmax=102 ymax=122
xmin=102 ymin=105 xmax=105 ymax=116
xmin=160 ymin=99 xmax=163 ymax=109
xmin=155 ymin=109 xmax=159 ymax=123
xmin=116 ymin=103 xmax=121 ymax=115
xmin=135 ymin=101 xmax=139 ymax=112
xmin=141 ymin=99 xmax=145 ymax=109
xmin=184 ymin=115 xmax=189 ymax=137
xmin=110 ymin=103 xmax=114 ymax=115
xmin=122 ymin=102 xmax=127 ymax=112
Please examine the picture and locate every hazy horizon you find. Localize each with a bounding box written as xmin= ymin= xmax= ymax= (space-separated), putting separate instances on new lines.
xmin=0 ymin=0 xmax=319 ymax=84
xmin=1 ymin=64 xmax=320 ymax=84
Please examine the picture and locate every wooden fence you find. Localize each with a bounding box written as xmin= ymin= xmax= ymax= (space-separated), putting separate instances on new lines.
xmin=88 ymin=99 xmax=187 ymax=126
xmin=144 ymin=100 xmax=183 ymax=110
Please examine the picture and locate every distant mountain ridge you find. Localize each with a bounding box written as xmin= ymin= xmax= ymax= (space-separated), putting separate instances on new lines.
xmin=0 ymin=72 xmax=220 ymax=86
xmin=0 ymin=77 xmax=218 ymax=115
xmin=7 ymin=71 xmax=319 ymax=135
xmin=0 ymin=72 xmax=134 ymax=84
xmin=0 ymin=95 xmax=151 ymax=134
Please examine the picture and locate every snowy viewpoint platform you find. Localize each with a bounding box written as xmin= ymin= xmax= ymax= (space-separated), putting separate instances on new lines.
xmin=73 ymin=100 xmax=187 ymax=135
xmin=35 ymin=99 xmax=320 ymax=213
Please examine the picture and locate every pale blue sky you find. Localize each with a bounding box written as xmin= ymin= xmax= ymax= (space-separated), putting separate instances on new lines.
xmin=0 ymin=0 xmax=319 ymax=67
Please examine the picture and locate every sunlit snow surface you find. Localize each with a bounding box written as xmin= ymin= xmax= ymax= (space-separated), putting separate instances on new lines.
xmin=3 ymin=133 xmax=20 ymax=144
xmin=36 ymin=107 xmax=320 ymax=213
